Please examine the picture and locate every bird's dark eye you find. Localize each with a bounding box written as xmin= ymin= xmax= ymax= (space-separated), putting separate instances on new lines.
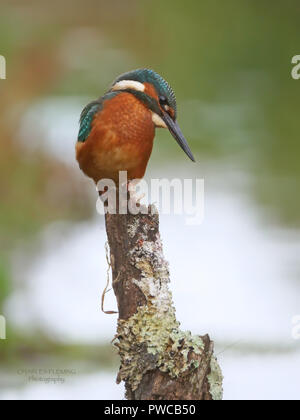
xmin=159 ymin=95 xmax=168 ymax=106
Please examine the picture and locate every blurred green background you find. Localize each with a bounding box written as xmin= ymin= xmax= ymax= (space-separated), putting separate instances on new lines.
xmin=0 ymin=0 xmax=300 ymax=400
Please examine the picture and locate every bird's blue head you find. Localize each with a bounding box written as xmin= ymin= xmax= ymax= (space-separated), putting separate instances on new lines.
xmin=110 ymin=68 xmax=195 ymax=162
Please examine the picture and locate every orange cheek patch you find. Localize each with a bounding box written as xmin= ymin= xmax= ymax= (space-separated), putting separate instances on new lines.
xmin=168 ymin=107 xmax=175 ymax=119
xmin=144 ymin=82 xmax=159 ymax=101
xmin=144 ymin=82 xmax=166 ymax=115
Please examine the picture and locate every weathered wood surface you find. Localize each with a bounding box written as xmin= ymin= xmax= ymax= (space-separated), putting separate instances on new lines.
xmin=105 ymin=206 xmax=223 ymax=400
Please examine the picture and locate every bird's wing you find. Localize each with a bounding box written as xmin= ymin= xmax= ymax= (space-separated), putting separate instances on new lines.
xmin=77 ymin=92 xmax=120 ymax=143
xmin=78 ymin=100 xmax=102 ymax=143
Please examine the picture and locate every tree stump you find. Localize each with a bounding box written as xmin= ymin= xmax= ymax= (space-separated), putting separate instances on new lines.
xmin=105 ymin=205 xmax=223 ymax=400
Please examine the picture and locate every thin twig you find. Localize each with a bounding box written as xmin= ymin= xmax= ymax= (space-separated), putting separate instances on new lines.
xmin=101 ymin=242 xmax=118 ymax=315
xmin=216 ymin=339 xmax=243 ymax=356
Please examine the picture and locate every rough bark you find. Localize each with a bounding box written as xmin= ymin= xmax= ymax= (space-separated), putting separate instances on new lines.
xmin=105 ymin=205 xmax=223 ymax=400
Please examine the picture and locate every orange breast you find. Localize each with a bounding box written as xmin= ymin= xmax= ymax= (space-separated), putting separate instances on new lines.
xmin=76 ymin=92 xmax=155 ymax=184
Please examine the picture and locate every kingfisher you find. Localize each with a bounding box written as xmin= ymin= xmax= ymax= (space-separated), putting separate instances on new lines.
xmin=76 ymin=69 xmax=195 ymax=187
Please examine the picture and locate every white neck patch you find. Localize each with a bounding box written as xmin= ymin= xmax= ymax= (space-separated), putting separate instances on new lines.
xmin=112 ymin=80 xmax=145 ymax=92
xmin=152 ymin=112 xmax=167 ymax=128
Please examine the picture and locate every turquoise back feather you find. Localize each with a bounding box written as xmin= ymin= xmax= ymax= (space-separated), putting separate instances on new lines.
xmin=78 ymin=92 xmax=119 ymax=142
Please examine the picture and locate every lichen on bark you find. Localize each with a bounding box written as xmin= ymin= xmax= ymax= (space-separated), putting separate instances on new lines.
xmin=208 ymin=355 xmax=224 ymax=400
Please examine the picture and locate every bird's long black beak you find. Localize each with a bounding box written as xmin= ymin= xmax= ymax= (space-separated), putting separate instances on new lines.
xmin=162 ymin=112 xmax=195 ymax=162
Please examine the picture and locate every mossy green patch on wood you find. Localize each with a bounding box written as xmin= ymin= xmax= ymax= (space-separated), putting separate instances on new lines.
xmin=114 ymin=303 xmax=206 ymax=391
